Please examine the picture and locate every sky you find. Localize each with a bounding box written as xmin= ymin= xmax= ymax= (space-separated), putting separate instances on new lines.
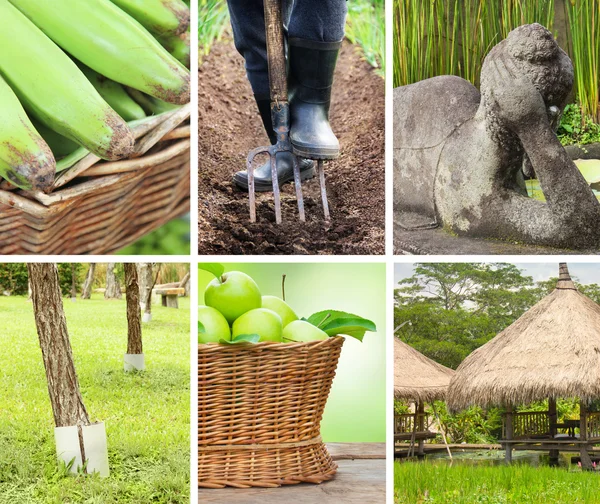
xmin=394 ymin=262 xmax=600 ymax=286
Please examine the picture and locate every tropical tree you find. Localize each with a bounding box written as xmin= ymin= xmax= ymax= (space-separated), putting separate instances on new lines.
xmin=105 ymin=263 xmax=122 ymax=299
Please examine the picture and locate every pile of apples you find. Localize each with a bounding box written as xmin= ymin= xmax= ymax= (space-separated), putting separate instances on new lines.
xmin=198 ymin=271 xmax=329 ymax=344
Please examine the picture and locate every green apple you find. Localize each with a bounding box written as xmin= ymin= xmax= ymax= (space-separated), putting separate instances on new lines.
xmin=205 ymin=271 xmax=262 ymax=324
xmin=261 ymin=295 xmax=298 ymax=328
xmin=282 ymin=320 xmax=328 ymax=343
xmin=232 ymin=308 xmax=283 ymax=342
xmin=198 ymin=305 xmax=231 ymax=343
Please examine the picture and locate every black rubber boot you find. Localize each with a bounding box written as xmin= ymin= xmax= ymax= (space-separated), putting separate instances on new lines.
xmin=233 ymin=97 xmax=315 ymax=191
xmin=289 ymin=38 xmax=341 ymax=159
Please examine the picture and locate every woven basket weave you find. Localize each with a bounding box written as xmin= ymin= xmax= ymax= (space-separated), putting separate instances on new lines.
xmin=0 ymin=104 xmax=190 ymax=254
xmin=198 ymin=336 xmax=344 ymax=488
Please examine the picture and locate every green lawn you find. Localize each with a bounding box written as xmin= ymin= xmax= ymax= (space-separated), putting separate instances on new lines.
xmin=395 ymin=460 xmax=600 ymax=504
xmin=0 ymin=294 xmax=190 ymax=504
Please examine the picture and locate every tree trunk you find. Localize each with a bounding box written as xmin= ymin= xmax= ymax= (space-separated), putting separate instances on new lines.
xmin=124 ymin=264 xmax=143 ymax=355
xmin=81 ymin=264 xmax=96 ymax=300
xmin=137 ymin=263 xmax=153 ymax=315
xmin=105 ymin=263 xmax=122 ymax=299
xmin=28 ymin=263 xmax=90 ymax=428
xmin=70 ymin=264 xmax=77 ymax=300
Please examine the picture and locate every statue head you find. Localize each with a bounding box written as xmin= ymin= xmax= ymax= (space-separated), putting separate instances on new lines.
xmin=480 ymin=24 xmax=573 ymax=137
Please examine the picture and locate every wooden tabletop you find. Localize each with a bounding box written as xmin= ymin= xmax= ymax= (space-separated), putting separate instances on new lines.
xmin=198 ymin=442 xmax=386 ymax=504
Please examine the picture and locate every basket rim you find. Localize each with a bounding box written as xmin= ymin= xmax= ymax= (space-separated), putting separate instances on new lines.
xmin=198 ymin=335 xmax=345 ymax=351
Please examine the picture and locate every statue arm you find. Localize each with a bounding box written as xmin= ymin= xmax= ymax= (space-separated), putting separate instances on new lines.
xmin=518 ymin=123 xmax=600 ymax=222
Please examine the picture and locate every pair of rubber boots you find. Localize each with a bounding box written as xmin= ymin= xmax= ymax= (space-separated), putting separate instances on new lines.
xmin=234 ymin=39 xmax=340 ymax=192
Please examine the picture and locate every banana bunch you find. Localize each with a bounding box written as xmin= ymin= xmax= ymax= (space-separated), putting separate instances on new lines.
xmin=0 ymin=0 xmax=191 ymax=193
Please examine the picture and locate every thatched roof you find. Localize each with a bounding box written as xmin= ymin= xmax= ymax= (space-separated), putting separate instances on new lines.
xmin=448 ymin=263 xmax=600 ymax=411
xmin=394 ymin=337 xmax=455 ymax=403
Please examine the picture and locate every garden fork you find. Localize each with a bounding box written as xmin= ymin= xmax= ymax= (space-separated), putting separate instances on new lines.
xmin=246 ymin=0 xmax=330 ymax=224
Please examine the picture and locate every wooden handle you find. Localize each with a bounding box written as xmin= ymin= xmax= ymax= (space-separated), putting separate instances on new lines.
xmin=263 ymin=0 xmax=287 ymax=102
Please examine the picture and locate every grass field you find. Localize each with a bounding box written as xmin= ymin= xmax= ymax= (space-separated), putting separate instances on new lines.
xmin=395 ymin=460 xmax=600 ymax=504
xmin=0 ymin=294 xmax=190 ymax=504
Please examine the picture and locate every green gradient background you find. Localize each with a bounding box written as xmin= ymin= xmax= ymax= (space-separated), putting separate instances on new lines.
xmin=198 ymin=262 xmax=386 ymax=443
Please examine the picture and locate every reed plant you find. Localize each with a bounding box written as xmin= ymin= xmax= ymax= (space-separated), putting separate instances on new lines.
xmin=565 ymin=0 xmax=600 ymax=124
xmin=198 ymin=0 xmax=228 ymax=61
xmin=346 ymin=0 xmax=385 ymax=77
xmin=393 ymin=0 xmax=554 ymax=88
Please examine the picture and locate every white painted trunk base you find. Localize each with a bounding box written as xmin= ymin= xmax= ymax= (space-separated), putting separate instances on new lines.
xmin=54 ymin=422 xmax=109 ymax=477
xmin=124 ymin=353 xmax=145 ymax=371
xmin=142 ymin=312 xmax=152 ymax=323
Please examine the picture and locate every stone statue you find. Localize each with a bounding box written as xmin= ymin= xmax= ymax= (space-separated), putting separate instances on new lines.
xmin=394 ymin=23 xmax=600 ymax=249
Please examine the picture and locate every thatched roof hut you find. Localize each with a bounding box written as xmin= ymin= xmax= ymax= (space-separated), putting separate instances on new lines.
xmin=394 ymin=337 xmax=455 ymax=403
xmin=448 ymin=263 xmax=600 ymax=411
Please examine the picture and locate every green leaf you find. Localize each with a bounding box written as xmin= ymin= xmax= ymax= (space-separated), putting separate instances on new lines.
xmin=306 ymin=310 xmax=376 ymax=342
xmin=198 ymin=263 xmax=224 ymax=280
xmin=198 ymin=321 xmax=205 ymax=333
xmin=218 ymin=334 xmax=260 ymax=345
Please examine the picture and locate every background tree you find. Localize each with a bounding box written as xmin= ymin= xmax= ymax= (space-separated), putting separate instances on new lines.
xmin=124 ymin=264 xmax=142 ymax=356
xmin=0 ymin=264 xmax=29 ymax=295
xmin=105 ymin=263 xmax=122 ymax=300
xmin=81 ymin=264 xmax=96 ymax=299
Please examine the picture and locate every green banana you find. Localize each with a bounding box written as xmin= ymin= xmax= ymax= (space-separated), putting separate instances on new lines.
xmin=9 ymin=0 xmax=190 ymax=105
xmin=29 ymin=118 xmax=79 ymax=159
xmin=127 ymin=89 xmax=181 ymax=116
xmin=159 ymin=31 xmax=191 ymax=69
xmin=0 ymin=76 xmax=55 ymax=192
xmin=0 ymin=2 xmax=134 ymax=161
xmin=77 ymin=64 xmax=146 ymax=122
xmin=109 ymin=0 xmax=190 ymax=37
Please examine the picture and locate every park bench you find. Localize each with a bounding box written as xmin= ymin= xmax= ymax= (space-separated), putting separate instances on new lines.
xmin=153 ymin=287 xmax=184 ymax=308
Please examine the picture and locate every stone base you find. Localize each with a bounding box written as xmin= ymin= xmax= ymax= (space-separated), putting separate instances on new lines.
xmin=54 ymin=422 xmax=109 ymax=477
xmin=124 ymin=353 xmax=145 ymax=372
xmin=394 ymin=225 xmax=597 ymax=255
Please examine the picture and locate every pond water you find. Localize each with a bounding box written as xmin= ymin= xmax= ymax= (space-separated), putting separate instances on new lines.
xmin=527 ymin=159 xmax=600 ymax=201
xmin=423 ymin=449 xmax=578 ymax=468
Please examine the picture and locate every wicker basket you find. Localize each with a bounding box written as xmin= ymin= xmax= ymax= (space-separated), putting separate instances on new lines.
xmin=0 ymin=104 xmax=190 ymax=254
xmin=198 ymin=336 xmax=344 ymax=488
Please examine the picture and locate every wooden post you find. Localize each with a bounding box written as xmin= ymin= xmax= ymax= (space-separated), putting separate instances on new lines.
xmin=505 ymin=405 xmax=513 ymax=464
xmin=548 ymin=397 xmax=559 ymax=465
xmin=417 ymin=401 xmax=425 ymax=458
xmin=580 ymin=401 xmax=593 ymax=470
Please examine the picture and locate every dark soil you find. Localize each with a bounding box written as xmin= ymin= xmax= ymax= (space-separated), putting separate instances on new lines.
xmin=198 ymin=38 xmax=385 ymax=255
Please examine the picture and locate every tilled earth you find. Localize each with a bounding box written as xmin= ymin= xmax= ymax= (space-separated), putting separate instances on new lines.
xmin=198 ymin=38 xmax=385 ymax=255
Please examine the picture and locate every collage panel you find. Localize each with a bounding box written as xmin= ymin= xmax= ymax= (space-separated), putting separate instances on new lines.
xmin=197 ymin=262 xmax=386 ymax=502
xmin=393 ymin=0 xmax=600 ymax=255
xmin=0 ymin=0 xmax=191 ymax=255
xmin=198 ymin=0 xmax=385 ymax=255
xmin=394 ymin=261 xmax=600 ymax=502
xmin=0 ymin=262 xmax=191 ymax=502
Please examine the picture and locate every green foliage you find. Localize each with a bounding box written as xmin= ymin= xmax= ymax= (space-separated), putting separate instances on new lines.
xmin=306 ymin=310 xmax=377 ymax=341
xmin=0 ymin=264 xmax=28 ymax=295
xmin=433 ymin=401 xmax=501 ymax=444
xmin=198 ymin=0 xmax=228 ymax=60
xmin=557 ymin=103 xmax=600 ymax=146
xmin=117 ymin=218 xmax=190 ymax=255
xmin=57 ymin=264 xmax=84 ymax=297
xmin=0 ymin=294 xmax=190 ymax=503
xmin=395 ymin=460 xmax=600 ymax=503
xmin=198 ymin=263 xmax=225 ymax=280
xmin=393 ymin=0 xmax=554 ymax=88
xmin=346 ymin=0 xmax=385 ymax=78
xmin=395 ymin=263 xmax=542 ymax=369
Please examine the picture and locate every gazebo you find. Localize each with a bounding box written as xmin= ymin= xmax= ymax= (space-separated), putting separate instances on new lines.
xmin=448 ymin=263 xmax=600 ymax=469
xmin=394 ymin=337 xmax=455 ymax=457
